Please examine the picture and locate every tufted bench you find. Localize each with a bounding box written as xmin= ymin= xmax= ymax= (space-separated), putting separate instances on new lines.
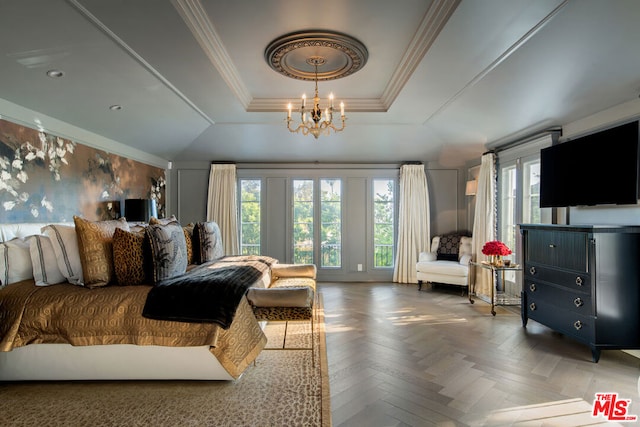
xmin=246 ymin=264 xmax=317 ymax=359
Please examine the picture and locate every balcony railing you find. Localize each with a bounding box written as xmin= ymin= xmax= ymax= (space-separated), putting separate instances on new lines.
xmin=374 ymin=244 xmax=394 ymax=268
xmin=241 ymin=245 xmax=261 ymax=255
xmin=321 ymin=244 xmax=341 ymax=268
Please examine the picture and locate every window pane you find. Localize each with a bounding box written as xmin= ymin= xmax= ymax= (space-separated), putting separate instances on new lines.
xmin=523 ymin=159 xmax=551 ymax=224
xmin=500 ymin=166 xmax=517 ymax=259
xmin=373 ymin=179 xmax=394 ymax=268
xmin=293 ymin=179 xmax=314 ymax=264
xmin=240 ymin=179 xmax=261 ymax=255
xmin=320 ymin=179 xmax=341 ymax=268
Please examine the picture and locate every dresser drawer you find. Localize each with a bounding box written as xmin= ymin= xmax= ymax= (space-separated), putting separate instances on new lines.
xmin=524 ymin=280 xmax=593 ymax=315
xmin=525 ymin=230 xmax=589 ymax=271
xmin=525 ymin=297 xmax=595 ymax=343
xmin=524 ymin=263 xmax=590 ymax=294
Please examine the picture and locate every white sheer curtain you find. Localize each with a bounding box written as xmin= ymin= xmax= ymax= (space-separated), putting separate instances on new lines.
xmin=206 ymin=163 xmax=239 ymax=255
xmin=472 ymin=152 xmax=497 ymax=298
xmin=393 ymin=164 xmax=430 ymax=284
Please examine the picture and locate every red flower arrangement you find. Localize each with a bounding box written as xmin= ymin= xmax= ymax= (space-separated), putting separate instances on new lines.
xmin=481 ymin=240 xmax=512 ymax=256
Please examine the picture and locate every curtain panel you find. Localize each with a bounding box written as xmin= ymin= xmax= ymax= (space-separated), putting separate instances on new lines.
xmin=471 ymin=153 xmax=497 ymax=298
xmin=206 ymin=164 xmax=239 ymax=255
xmin=393 ymin=164 xmax=430 ymax=284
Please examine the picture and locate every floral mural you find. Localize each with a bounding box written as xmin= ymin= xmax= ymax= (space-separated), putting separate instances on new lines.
xmin=0 ymin=119 xmax=166 ymax=223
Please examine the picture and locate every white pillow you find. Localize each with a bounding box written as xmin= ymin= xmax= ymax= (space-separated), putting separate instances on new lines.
xmin=28 ymin=235 xmax=66 ymax=286
xmin=0 ymin=238 xmax=33 ymax=288
xmin=42 ymin=224 xmax=84 ymax=285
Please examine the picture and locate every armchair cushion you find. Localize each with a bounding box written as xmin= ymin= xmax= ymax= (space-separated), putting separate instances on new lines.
xmin=418 ymin=252 xmax=436 ymax=262
xmin=459 ymin=254 xmax=472 ymax=265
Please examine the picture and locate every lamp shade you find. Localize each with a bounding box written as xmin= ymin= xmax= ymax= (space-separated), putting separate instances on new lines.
xmin=465 ymin=180 xmax=478 ymax=196
xmin=124 ymin=199 xmax=157 ymax=222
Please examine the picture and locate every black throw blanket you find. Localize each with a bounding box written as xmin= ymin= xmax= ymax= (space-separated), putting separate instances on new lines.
xmin=142 ymin=256 xmax=273 ymax=329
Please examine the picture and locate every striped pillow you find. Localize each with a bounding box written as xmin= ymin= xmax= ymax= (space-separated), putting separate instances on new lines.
xmin=0 ymin=238 xmax=33 ymax=288
xmin=28 ymin=235 xmax=66 ymax=286
xmin=42 ymin=224 xmax=84 ymax=286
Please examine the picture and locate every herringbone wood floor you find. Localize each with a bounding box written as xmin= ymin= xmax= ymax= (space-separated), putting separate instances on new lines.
xmin=320 ymin=282 xmax=640 ymax=426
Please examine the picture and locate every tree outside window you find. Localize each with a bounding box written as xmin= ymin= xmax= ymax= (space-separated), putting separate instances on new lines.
xmin=239 ymin=179 xmax=261 ymax=255
xmin=373 ymin=179 xmax=394 ymax=268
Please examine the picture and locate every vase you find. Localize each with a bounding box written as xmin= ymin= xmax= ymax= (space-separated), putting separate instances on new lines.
xmin=490 ymin=255 xmax=503 ymax=267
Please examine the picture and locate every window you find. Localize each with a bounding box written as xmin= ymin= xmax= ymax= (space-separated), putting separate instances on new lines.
xmin=522 ymin=159 xmax=544 ymax=224
xmin=239 ymin=179 xmax=261 ymax=255
xmin=500 ymin=165 xmax=517 ymax=258
xmin=320 ymin=179 xmax=341 ymax=268
xmin=373 ymin=179 xmax=394 ymax=268
xmin=292 ymin=179 xmax=314 ymax=264
xmin=497 ymin=135 xmax=555 ymax=298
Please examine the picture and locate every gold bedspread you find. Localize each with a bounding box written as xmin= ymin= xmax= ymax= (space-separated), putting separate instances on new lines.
xmin=0 ymin=280 xmax=267 ymax=379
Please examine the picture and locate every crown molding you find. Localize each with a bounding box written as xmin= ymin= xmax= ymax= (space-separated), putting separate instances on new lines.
xmin=172 ymin=0 xmax=252 ymax=109
xmin=380 ymin=0 xmax=461 ymax=110
xmin=247 ymin=98 xmax=386 ymax=113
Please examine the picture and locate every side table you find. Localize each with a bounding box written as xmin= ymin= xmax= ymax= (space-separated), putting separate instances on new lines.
xmin=470 ymin=261 xmax=523 ymax=316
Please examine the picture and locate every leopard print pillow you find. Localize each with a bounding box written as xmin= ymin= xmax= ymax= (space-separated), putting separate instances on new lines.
xmin=112 ymin=228 xmax=146 ymax=286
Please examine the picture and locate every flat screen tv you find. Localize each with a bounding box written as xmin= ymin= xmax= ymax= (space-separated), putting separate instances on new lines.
xmin=540 ymin=120 xmax=640 ymax=207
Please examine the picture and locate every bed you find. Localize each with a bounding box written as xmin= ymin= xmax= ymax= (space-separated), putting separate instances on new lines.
xmin=0 ymin=220 xmax=273 ymax=381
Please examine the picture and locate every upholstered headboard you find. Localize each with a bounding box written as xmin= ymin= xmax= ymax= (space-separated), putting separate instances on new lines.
xmin=0 ymin=223 xmax=57 ymax=242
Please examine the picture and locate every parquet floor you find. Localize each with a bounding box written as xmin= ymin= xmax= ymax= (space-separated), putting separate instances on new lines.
xmin=320 ymin=282 xmax=640 ymax=426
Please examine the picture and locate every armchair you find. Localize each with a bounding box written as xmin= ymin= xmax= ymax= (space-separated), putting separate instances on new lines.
xmin=416 ymin=233 xmax=472 ymax=294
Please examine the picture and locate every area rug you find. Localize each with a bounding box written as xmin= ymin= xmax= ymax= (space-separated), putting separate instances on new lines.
xmin=0 ymin=295 xmax=330 ymax=427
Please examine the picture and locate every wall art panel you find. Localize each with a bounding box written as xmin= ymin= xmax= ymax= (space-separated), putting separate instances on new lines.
xmin=0 ymin=119 xmax=165 ymax=223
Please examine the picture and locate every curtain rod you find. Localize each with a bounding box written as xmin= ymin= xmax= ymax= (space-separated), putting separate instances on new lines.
xmin=488 ymin=127 xmax=562 ymax=152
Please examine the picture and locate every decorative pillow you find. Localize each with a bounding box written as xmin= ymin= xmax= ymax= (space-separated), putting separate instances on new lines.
xmin=73 ymin=216 xmax=130 ymax=288
xmin=183 ymin=226 xmax=194 ymax=265
xmin=148 ymin=215 xmax=177 ymax=226
xmin=0 ymin=238 xmax=33 ymax=288
xmin=436 ymin=234 xmax=463 ymax=261
xmin=192 ymin=221 xmax=224 ymax=264
xmin=112 ymin=228 xmax=146 ymax=286
xmin=145 ymin=221 xmax=188 ymax=284
xmin=42 ymin=224 xmax=84 ymax=285
xmin=28 ymin=235 xmax=66 ymax=286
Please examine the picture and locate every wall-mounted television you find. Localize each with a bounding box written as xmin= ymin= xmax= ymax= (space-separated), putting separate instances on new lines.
xmin=540 ymin=120 xmax=640 ymax=207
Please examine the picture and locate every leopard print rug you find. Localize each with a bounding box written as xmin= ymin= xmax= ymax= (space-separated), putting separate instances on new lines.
xmin=0 ymin=296 xmax=330 ymax=427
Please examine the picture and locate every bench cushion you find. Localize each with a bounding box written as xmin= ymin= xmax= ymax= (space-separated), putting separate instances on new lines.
xmin=246 ymin=287 xmax=313 ymax=308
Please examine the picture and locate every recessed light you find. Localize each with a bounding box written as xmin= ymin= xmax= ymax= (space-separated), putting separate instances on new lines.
xmin=46 ymin=69 xmax=64 ymax=78
xmin=109 ymin=105 xmax=122 ymax=111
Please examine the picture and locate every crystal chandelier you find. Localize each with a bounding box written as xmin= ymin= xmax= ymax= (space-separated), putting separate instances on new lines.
xmin=287 ymin=57 xmax=345 ymax=139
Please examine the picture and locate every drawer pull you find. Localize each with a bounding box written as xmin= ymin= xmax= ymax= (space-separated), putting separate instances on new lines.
xmin=529 ymin=283 xmax=536 ymax=292
xmin=575 ymin=276 xmax=583 ymax=286
xmin=529 ymin=266 xmax=536 ymax=275
xmin=529 ymin=303 xmax=536 ymax=311
xmin=573 ymin=320 xmax=583 ymax=330
xmin=573 ymin=297 xmax=584 ymax=308
xmin=549 ymin=244 xmax=556 ymax=248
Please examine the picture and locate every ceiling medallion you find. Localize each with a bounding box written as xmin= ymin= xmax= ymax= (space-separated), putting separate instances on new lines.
xmin=264 ymin=30 xmax=368 ymax=81
xmin=265 ymin=31 xmax=368 ymax=138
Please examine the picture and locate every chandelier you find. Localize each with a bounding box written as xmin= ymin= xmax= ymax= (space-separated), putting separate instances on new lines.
xmin=287 ymin=57 xmax=345 ymax=139
xmin=264 ymin=30 xmax=368 ymax=139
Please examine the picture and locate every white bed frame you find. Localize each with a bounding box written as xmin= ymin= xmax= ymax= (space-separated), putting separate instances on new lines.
xmin=0 ymin=222 xmax=247 ymax=381
xmin=0 ymin=344 xmax=234 ymax=381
